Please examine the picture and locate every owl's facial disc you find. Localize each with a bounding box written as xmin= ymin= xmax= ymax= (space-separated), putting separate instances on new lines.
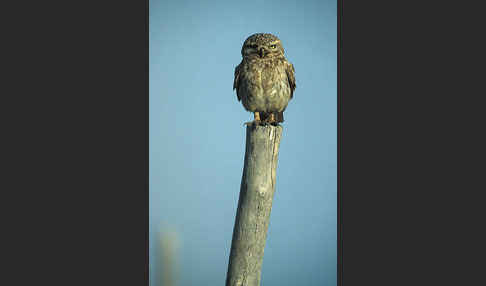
xmin=242 ymin=38 xmax=282 ymax=58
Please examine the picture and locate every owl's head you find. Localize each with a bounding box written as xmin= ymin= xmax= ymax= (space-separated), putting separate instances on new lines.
xmin=241 ymin=33 xmax=285 ymax=59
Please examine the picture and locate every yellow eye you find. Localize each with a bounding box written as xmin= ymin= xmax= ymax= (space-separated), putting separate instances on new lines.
xmin=270 ymin=45 xmax=277 ymax=49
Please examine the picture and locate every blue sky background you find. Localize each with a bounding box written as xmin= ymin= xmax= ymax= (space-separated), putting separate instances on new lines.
xmin=149 ymin=0 xmax=336 ymax=285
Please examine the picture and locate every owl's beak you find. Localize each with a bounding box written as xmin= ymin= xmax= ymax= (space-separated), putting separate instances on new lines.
xmin=259 ymin=48 xmax=265 ymax=58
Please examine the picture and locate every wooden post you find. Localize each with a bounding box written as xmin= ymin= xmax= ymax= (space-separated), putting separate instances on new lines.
xmin=226 ymin=124 xmax=283 ymax=286
xmin=158 ymin=230 xmax=179 ymax=286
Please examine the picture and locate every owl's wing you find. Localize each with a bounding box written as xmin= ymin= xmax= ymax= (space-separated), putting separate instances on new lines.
xmin=233 ymin=63 xmax=241 ymax=102
xmin=286 ymin=62 xmax=296 ymax=99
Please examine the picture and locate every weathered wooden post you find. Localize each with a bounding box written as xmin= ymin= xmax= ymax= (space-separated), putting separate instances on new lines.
xmin=158 ymin=229 xmax=179 ymax=286
xmin=226 ymin=124 xmax=283 ymax=286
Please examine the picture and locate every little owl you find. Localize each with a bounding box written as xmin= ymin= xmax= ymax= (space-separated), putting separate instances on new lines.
xmin=233 ymin=33 xmax=296 ymax=125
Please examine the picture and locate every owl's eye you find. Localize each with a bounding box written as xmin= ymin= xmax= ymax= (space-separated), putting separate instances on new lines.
xmin=246 ymin=44 xmax=258 ymax=49
xmin=270 ymin=45 xmax=277 ymax=49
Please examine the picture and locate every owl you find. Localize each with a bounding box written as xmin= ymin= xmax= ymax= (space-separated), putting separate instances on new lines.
xmin=233 ymin=33 xmax=296 ymax=125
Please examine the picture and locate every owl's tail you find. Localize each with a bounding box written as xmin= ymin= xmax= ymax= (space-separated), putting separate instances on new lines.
xmin=276 ymin=112 xmax=284 ymax=123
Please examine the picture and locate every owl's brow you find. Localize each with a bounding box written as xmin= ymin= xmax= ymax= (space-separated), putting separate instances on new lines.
xmin=244 ymin=44 xmax=258 ymax=49
xmin=246 ymin=40 xmax=280 ymax=47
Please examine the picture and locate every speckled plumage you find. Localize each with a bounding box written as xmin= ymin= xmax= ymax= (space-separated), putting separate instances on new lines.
xmin=233 ymin=33 xmax=296 ymax=124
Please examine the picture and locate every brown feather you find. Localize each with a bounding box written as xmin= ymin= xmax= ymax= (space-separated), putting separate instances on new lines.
xmin=233 ymin=63 xmax=242 ymax=101
xmin=286 ymin=63 xmax=296 ymax=99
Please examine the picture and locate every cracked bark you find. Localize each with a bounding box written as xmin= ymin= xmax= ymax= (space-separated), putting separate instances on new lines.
xmin=226 ymin=124 xmax=283 ymax=286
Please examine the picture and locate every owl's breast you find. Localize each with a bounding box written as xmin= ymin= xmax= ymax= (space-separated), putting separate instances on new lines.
xmin=238 ymin=58 xmax=291 ymax=112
